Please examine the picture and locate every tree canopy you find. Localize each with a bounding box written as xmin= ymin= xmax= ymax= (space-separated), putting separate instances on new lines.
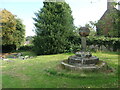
xmin=0 ymin=9 xmax=16 ymax=45
xmin=0 ymin=9 xmax=25 ymax=52
xmin=33 ymin=1 xmax=75 ymax=55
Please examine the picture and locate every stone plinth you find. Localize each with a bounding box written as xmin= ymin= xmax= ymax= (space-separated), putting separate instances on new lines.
xmin=61 ymin=51 xmax=108 ymax=71
xmin=68 ymin=55 xmax=99 ymax=65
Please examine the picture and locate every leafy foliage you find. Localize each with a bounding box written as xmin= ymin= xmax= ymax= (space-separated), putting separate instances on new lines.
xmin=0 ymin=9 xmax=25 ymax=52
xmin=15 ymin=18 xmax=25 ymax=47
xmin=87 ymin=36 xmax=120 ymax=51
xmin=65 ymin=35 xmax=120 ymax=52
xmin=18 ymin=45 xmax=34 ymax=51
xmin=26 ymin=36 xmax=34 ymax=43
xmin=33 ymin=2 xmax=75 ymax=55
xmin=0 ymin=9 xmax=17 ymax=45
xmin=96 ymin=8 xmax=120 ymax=37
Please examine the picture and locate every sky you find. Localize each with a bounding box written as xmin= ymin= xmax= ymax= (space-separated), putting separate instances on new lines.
xmin=0 ymin=0 xmax=120 ymax=36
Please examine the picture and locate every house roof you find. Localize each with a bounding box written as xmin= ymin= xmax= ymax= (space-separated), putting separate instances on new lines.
xmin=99 ymin=8 xmax=119 ymax=20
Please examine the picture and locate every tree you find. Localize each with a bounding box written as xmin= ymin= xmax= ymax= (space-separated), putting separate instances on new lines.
xmin=0 ymin=9 xmax=25 ymax=52
xmin=15 ymin=18 xmax=25 ymax=47
xmin=33 ymin=1 xmax=75 ymax=55
xmin=0 ymin=9 xmax=16 ymax=45
xmin=85 ymin=22 xmax=97 ymax=36
xmin=26 ymin=36 xmax=34 ymax=45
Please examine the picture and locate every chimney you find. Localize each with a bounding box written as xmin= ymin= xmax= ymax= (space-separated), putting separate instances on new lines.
xmin=107 ymin=0 xmax=114 ymax=9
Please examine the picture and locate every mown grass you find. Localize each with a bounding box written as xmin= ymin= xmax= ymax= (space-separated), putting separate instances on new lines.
xmin=1 ymin=51 xmax=119 ymax=88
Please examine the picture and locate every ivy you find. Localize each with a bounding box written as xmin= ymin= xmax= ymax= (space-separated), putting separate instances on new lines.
xmin=86 ymin=36 xmax=120 ymax=51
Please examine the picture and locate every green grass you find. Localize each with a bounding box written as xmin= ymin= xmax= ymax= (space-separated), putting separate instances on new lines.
xmin=2 ymin=51 xmax=119 ymax=88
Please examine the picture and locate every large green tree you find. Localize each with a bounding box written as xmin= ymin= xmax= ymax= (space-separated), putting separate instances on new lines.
xmin=33 ymin=1 xmax=75 ymax=55
xmin=15 ymin=18 xmax=25 ymax=47
xmin=0 ymin=9 xmax=25 ymax=52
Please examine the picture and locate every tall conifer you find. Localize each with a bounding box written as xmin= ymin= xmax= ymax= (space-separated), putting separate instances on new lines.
xmin=33 ymin=1 xmax=75 ymax=54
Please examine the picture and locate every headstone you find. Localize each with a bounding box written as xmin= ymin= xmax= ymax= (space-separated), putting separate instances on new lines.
xmin=89 ymin=45 xmax=95 ymax=50
xmin=94 ymin=45 xmax=99 ymax=51
xmin=101 ymin=45 xmax=108 ymax=51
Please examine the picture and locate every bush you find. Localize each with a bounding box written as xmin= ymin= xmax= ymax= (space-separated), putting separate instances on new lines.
xmin=64 ymin=44 xmax=81 ymax=53
xmin=33 ymin=35 xmax=70 ymax=55
xmin=18 ymin=45 xmax=34 ymax=51
xmin=2 ymin=44 xmax=16 ymax=53
xmin=32 ymin=35 xmax=120 ymax=54
xmin=67 ymin=36 xmax=120 ymax=52
xmin=87 ymin=36 xmax=120 ymax=51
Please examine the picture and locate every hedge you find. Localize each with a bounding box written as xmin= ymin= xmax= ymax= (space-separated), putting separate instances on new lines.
xmin=87 ymin=36 xmax=120 ymax=51
xmin=69 ymin=36 xmax=120 ymax=52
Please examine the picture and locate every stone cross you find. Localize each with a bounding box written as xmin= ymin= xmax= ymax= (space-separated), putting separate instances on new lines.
xmin=81 ymin=36 xmax=86 ymax=51
xmin=79 ymin=27 xmax=90 ymax=52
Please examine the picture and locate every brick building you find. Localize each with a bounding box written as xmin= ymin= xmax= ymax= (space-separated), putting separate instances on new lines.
xmin=96 ymin=0 xmax=120 ymax=37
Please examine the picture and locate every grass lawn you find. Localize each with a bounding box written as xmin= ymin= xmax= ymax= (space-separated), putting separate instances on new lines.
xmin=1 ymin=51 xmax=119 ymax=88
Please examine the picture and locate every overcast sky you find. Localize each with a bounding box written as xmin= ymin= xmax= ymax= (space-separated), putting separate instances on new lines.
xmin=0 ymin=0 xmax=120 ymax=36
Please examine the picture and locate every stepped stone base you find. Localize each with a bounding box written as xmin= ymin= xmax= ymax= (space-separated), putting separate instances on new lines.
xmin=61 ymin=60 xmax=107 ymax=71
xmin=61 ymin=51 xmax=109 ymax=71
xmin=68 ymin=55 xmax=99 ymax=65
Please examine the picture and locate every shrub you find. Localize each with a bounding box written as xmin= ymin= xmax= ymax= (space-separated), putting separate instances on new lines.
xmin=33 ymin=35 xmax=70 ymax=55
xmin=68 ymin=36 xmax=120 ymax=52
xmin=2 ymin=44 xmax=16 ymax=53
xmin=18 ymin=45 xmax=34 ymax=51
xmin=87 ymin=36 xmax=120 ymax=51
